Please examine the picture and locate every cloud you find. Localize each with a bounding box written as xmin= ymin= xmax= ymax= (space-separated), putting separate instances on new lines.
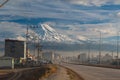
xmin=117 ymin=12 xmax=120 ymax=17
xmin=76 ymin=35 xmax=88 ymax=41
xmin=0 ymin=0 xmax=120 ymax=43
xmin=0 ymin=0 xmax=111 ymax=21
xmin=0 ymin=22 xmax=25 ymax=33
xmin=65 ymin=0 xmax=120 ymax=6
xmin=0 ymin=22 xmax=26 ymax=40
xmin=53 ymin=22 xmax=119 ymax=41
xmin=0 ymin=0 xmax=118 ymax=28
xmin=113 ymin=0 xmax=120 ymax=5
xmin=16 ymin=35 xmax=26 ymax=41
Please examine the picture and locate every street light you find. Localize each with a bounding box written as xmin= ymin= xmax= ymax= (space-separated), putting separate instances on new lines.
xmin=98 ymin=31 xmax=102 ymax=64
xmin=116 ymin=31 xmax=119 ymax=67
xmin=87 ymin=40 xmax=91 ymax=63
xmin=87 ymin=39 xmax=96 ymax=64
xmin=26 ymin=26 xmax=29 ymax=59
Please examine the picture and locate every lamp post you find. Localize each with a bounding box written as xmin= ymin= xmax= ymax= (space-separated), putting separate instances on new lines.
xmin=26 ymin=26 xmax=29 ymax=59
xmin=87 ymin=40 xmax=91 ymax=63
xmin=116 ymin=31 xmax=119 ymax=67
xmin=98 ymin=31 xmax=102 ymax=64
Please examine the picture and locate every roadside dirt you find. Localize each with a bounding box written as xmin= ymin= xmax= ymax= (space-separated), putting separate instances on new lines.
xmin=19 ymin=65 xmax=57 ymax=80
xmin=0 ymin=65 xmax=57 ymax=80
xmin=45 ymin=65 xmax=84 ymax=80
xmin=66 ymin=67 xmax=84 ymax=80
xmin=0 ymin=65 xmax=84 ymax=80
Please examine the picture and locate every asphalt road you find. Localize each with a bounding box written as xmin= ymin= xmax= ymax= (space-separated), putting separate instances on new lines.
xmin=62 ymin=63 xmax=120 ymax=80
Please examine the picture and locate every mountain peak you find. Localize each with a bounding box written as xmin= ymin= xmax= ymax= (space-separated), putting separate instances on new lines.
xmin=41 ymin=24 xmax=56 ymax=33
xmin=39 ymin=23 xmax=73 ymax=43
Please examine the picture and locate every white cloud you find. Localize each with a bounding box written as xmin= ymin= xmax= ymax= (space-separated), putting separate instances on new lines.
xmin=0 ymin=22 xmax=25 ymax=34
xmin=0 ymin=0 xmax=109 ymax=20
xmin=68 ymin=0 xmax=90 ymax=6
xmin=16 ymin=35 xmax=26 ymax=41
xmin=117 ymin=12 xmax=120 ymax=17
xmin=79 ymin=23 xmax=118 ymax=38
xmin=0 ymin=22 xmax=26 ymax=40
xmin=113 ymin=0 xmax=120 ymax=5
xmin=66 ymin=0 xmax=120 ymax=6
xmin=0 ymin=21 xmax=39 ymax=41
xmin=54 ymin=22 xmax=119 ymax=40
xmin=0 ymin=0 xmax=120 ymax=42
xmin=76 ymin=35 xmax=88 ymax=41
xmin=0 ymin=0 xmax=117 ymax=28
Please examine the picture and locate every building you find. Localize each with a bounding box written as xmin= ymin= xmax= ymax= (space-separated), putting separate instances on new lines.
xmin=101 ymin=53 xmax=113 ymax=64
xmin=5 ymin=39 xmax=26 ymax=59
xmin=78 ymin=53 xmax=87 ymax=63
xmin=0 ymin=57 xmax=14 ymax=69
xmin=42 ymin=51 xmax=54 ymax=61
xmin=102 ymin=53 xmax=113 ymax=61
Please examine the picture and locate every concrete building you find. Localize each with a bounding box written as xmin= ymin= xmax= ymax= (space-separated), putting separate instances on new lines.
xmin=102 ymin=53 xmax=113 ymax=64
xmin=53 ymin=54 xmax=62 ymax=64
xmin=78 ymin=53 xmax=87 ymax=63
xmin=102 ymin=53 xmax=112 ymax=61
xmin=5 ymin=39 xmax=26 ymax=59
xmin=0 ymin=57 xmax=14 ymax=69
xmin=42 ymin=51 xmax=54 ymax=62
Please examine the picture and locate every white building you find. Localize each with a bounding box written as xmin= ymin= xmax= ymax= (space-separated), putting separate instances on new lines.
xmin=0 ymin=57 xmax=14 ymax=69
xmin=42 ymin=51 xmax=54 ymax=61
xmin=102 ymin=53 xmax=113 ymax=62
xmin=78 ymin=53 xmax=87 ymax=63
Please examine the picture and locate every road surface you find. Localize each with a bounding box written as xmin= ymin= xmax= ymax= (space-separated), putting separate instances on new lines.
xmin=62 ymin=63 xmax=120 ymax=80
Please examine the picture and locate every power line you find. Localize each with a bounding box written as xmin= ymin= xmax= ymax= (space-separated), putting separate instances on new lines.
xmin=99 ymin=31 xmax=102 ymax=64
xmin=26 ymin=25 xmax=42 ymax=61
xmin=0 ymin=0 xmax=9 ymax=8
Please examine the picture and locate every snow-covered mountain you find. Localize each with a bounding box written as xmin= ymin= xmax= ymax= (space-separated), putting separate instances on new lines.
xmin=29 ymin=23 xmax=90 ymax=43
xmin=37 ymin=23 xmax=74 ymax=43
xmin=0 ymin=22 xmax=88 ymax=43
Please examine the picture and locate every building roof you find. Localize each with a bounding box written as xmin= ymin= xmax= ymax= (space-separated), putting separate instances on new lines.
xmin=5 ymin=39 xmax=25 ymax=42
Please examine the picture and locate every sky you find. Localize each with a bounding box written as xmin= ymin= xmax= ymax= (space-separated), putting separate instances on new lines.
xmin=0 ymin=0 xmax=120 ymax=43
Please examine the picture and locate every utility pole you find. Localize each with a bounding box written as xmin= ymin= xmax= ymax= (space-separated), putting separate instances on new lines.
xmin=26 ymin=25 xmax=43 ymax=61
xmin=117 ymin=32 xmax=119 ymax=67
xmin=36 ymin=37 xmax=42 ymax=61
xmin=26 ymin=26 xmax=29 ymax=59
xmin=37 ymin=37 xmax=40 ymax=60
xmin=87 ymin=41 xmax=91 ymax=63
xmin=99 ymin=31 xmax=102 ymax=64
xmin=29 ymin=25 xmax=42 ymax=61
xmin=111 ymin=50 xmax=114 ymax=63
xmin=33 ymin=37 xmax=36 ymax=57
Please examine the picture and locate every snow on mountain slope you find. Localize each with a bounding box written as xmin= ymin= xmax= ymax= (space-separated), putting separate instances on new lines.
xmin=40 ymin=23 xmax=73 ymax=42
xmin=0 ymin=22 xmax=88 ymax=43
